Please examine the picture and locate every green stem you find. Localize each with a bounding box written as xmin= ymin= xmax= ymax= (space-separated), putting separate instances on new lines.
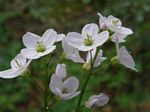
xmin=76 ymin=69 xmax=92 ymax=112
xmin=28 ymin=76 xmax=44 ymax=94
xmin=44 ymin=56 xmax=51 ymax=112
xmin=93 ymin=62 xmax=111 ymax=73
xmin=76 ymin=50 xmax=94 ymax=112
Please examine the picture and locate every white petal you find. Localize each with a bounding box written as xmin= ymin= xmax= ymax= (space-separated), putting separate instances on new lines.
xmin=23 ymin=32 xmax=40 ymax=48
xmin=62 ymin=39 xmax=84 ymax=63
xmin=55 ymin=64 xmax=67 ymax=79
xmin=66 ymin=32 xmax=84 ymax=49
xmin=96 ymin=93 xmax=109 ymax=107
xmin=42 ymin=29 xmax=57 ymax=48
xmin=94 ymin=57 xmax=106 ymax=67
xmin=86 ymin=93 xmax=109 ymax=108
xmin=53 ymin=87 xmax=62 ymax=96
xmin=56 ymin=34 xmax=65 ymax=42
xmin=11 ymin=54 xmax=27 ymax=69
xmin=94 ymin=31 xmax=109 ymax=47
xmin=62 ymin=38 xmax=75 ymax=56
xmin=82 ymin=23 xmax=99 ymax=38
xmin=21 ymin=48 xmax=39 ymax=59
xmin=86 ymin=98 xmax=98 ymax=108
xmin=118 ymin=46 xmax=138 ymax=71
xmin=109 ymin=26 xmax=133 ymax=35
xmin=63 ymin=77 xmax=79 ymax=93
xmin=93 ymin=50 xmax=106 ymax=67
xmin=97 ymin=13 xmax=108 ymax=30
xmin=0 ymin=69 xmax=18 ymax=79
xmin=119 ymin=26 xmax=133 ymax=35
xmin=62 ymin=91 xmax=80 ymax=100
xmin=67 ymin=54 xmax=85 ymax=63
xmin=85 ymin=49 xmax=96 ymax=64
xmin=49 ymin=74 xmax=63 ymax=95
xmin=111 ymin=33 xmax=127 ymax=43
xmin=78 ymin=45 xmax=95 ymax=51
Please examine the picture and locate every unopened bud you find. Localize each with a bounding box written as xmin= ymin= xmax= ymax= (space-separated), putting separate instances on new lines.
xmin=111 ymin=56 xmax=118 ymax=65
xmin=83 ymin=62 xmax=91 ymax=71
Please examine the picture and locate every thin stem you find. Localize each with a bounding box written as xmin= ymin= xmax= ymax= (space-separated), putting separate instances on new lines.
xmin=28 ymin=76 xmax=44 ymax=94
xmin=76 ymin=70 xmax=92 ymax=112
xmin=76 ymin=50 xmax=94 ymax=112
xmin=93 ymin=62 xmax=111 ymax=73
xmin=44 ymin=56 xmax=51 ymax=112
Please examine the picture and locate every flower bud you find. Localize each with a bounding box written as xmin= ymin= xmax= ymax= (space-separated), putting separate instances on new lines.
xmin=111 ymin=56 xmax=118 ymax=65
xmin=83 ymin=62 xmax=91 ymax=71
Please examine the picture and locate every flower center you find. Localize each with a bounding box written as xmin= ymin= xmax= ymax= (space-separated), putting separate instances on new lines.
xmin=112 ymin=19 xmax=119 ymax=26
xmin=62 ymin=88 xmax=68 ymax=94
xmin=36 ymin=42 xmax=46 ymax=52
xmin=84 ymin=35 xmax=94 ymax=46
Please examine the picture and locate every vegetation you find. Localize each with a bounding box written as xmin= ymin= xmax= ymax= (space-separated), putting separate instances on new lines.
xmin=0 ymin=0 xmax=149 ymax=112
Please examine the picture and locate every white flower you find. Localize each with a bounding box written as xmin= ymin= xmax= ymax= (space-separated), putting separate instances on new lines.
xmin=66 ymin=23 xmax=109 ymax=51
xmin=62 ymin=38 xmax=85 ymax=63
xmin=115 ymin=38 xmax=138 ymax=71
xmin=55 ymin=63 xmax=67 ymax=79
xmin=82 ymin=49 xmax=106 ymax=70
xmin=86 ymin=93 xmax=109 ymax=108
xmin=49 ymin=75 xmax=80 ymax=100
xmin=0 ymin=54 xmax=31 ymax=79
xmin=49 ymin=63 xmax=80 ymax=100
xmin=56 ymin=34 xmax=65 ymax=42
xmin=86 ymin=49 xmax=106 ymax=67
xmin=97 ymin=13 xmax=133 ymax=35
xmin=21 ymin=29 xmax=57 ymax=59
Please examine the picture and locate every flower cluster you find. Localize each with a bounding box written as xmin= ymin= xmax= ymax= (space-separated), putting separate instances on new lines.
xmin=0 ymin=13 xmax=138 ymax=110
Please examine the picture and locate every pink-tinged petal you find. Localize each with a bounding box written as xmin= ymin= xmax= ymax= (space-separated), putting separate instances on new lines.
xmin=49 ymin=74 xmax=63 ymax=95
xmin=97 ymin=13 xmax=108 ymax=30
xmin=94 ymin=31 xmax=109 ymax=47
xmin=63 ymin=77 xmax=79 ymax=93
xmin=23 ymin=32 xmax=40 ymax=48
xmin=55 ymin=64 xmax=67 ymax=79
xmin=66 ymin=32 xmax=84 ymax=49
xmin=82 ymin=23 xmax=99 ymax=38
xmin=62 ymin=91 xmax=80 ymax=100
xmin=118 ymin=46 xmax=138 ymax=71
xmin=86 ymin=93 xmax=109 ymax=108
xmin=86 ymin=98 xmax=98 ymax=108
xmin=42 ymin=29 xmax=57 ymax=48
xmin=96 ymin=93 xmax=109 ymax=107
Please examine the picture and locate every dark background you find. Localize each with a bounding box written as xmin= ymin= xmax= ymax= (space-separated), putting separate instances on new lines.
xmin=0 ymin=0 xmax=150 ymax=112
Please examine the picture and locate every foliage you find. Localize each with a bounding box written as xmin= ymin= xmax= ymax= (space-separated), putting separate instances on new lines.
xmin=0 ymin=0 xmax=150 ymax=112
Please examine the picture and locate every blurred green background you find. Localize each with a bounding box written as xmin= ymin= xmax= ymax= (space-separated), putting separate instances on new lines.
xmin=0 ymin=0 xmax=150 ymax=112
